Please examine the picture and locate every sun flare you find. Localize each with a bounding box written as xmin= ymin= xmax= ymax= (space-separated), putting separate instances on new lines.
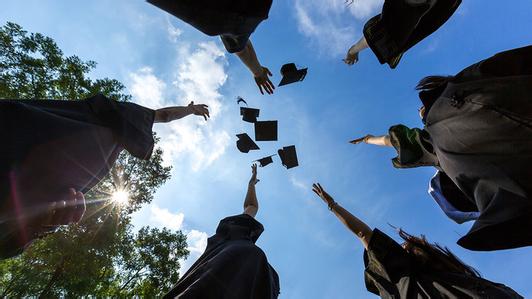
xmin=112 ymin=190 xmax=130 ymax=205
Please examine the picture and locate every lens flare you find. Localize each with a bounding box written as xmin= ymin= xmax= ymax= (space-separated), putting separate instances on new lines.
xmin=112 ymin=190 xmax=129 ymax=205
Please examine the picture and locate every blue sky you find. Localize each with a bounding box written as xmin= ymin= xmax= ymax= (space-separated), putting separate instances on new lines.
xmin=2 ymin=1 xmax=532 ymax=298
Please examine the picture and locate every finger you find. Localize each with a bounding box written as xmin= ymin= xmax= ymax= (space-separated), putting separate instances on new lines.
xmin=266 ymin=78 xmax=275 ymax=91
xmin=317 ymin=183 xmax=323 ymax=192
xmin=267 ymin=68 xmax=272 ymax=76
xmin=257 ymin=83 xmax=264 ymax=95
xmin=203 ymin=114 xmax=207 ymax=121
xmin=264 ymin=83 xmax=273 ymax=95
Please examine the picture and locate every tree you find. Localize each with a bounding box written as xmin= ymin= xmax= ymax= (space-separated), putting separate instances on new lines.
xmin=0 ymin=22 xmax=188 ymax=297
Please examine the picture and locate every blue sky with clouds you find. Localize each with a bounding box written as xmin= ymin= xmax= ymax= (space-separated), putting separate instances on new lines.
xmin=2 ymin=1 xmax=532 ymax=298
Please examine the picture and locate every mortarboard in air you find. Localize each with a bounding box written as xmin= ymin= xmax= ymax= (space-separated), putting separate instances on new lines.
xmin=254 ymin=154 xmax=276 ymax=167
xmin=254 ymin=121 xmax=278 ymax=141
xmin=236 ymin=133 xmax=260 ymax=153
xmin=278 ymin=145 xmax=299 ymax=169
xmin=237 ymin=96 xmax=248 ymax=106
xmin=240 ymin=107 xmax=260 ymax=123
xmin=278 ymin=63 xmax=308 ymax=87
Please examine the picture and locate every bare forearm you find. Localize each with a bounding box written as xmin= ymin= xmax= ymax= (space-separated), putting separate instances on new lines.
xmin=349 ymin=36 xmax=369 ymax=54
xmin=365 ymin=135 xmax=392 ymax=147
xmin=154 ymin=106 xmax=191 ymax=123
xmin=243 ymin=184 xmax=258 ymax=216
xmin=235 ymin=40 xmax=263 ymax=76
xmin=331 ymin=204 xmax=373 ymax=249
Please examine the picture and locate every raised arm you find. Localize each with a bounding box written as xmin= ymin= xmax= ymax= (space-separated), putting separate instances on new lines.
xmin=243 ymin=164 xmax=260 ymax=218
xmin=234 ymin=40 xmax=275 ymax=95
xmin=154 ymin=101 xmax=210 ymax=123
xmin=350 ymin=134 xmax=392 ymax=147
xmin=312 ymin=183 xmax=373 ymax=249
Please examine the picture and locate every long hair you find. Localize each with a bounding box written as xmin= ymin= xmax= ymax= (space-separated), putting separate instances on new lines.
xmin=398 ymin=230 xmax=481 ymax=278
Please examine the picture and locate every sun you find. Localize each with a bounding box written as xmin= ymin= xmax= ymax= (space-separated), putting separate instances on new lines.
xmin=112 ymin=190 xmax=130 ymax=205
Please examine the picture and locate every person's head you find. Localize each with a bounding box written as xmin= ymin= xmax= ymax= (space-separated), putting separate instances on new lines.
xmin=399 ymin=230 xmax=481 ymax=277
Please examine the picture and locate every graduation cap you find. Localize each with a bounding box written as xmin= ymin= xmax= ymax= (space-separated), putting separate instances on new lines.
xmin=254 ymin=121 xmax=278 ymax=141
xmin=240 ymin=107 xmax=260 ymax=123
xmin=254 ymin=154 xmax=277 ymax=167
xmin=278 ymin=145 xmax=299 ymax=169
xmin=278 ymin=63 xmax=308 ymax=86
xmin=236 ymin=133 xmax=260 ymax=153
xmin=236 ymin=96 xmax=248 ymax=106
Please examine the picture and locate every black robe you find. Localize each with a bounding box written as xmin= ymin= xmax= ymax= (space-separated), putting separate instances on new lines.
xmin=363 ymin=0 xmax=461 ymax=68
xmin=164 ymin=214 xmax=280 ymax=299
xmin=147 ymin=0 xmax=273 ymax=53
xmin=0 ymin=94 xmax=155 ymax=258
xmin=364 ymin=229 xmax=523 ymax=299
xmin=388 ymin=46 xmax=532 ymax=251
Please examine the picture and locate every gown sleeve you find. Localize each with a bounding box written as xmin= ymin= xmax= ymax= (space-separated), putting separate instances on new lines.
xmin=363 ymin=229 xmax=415 ymax=297
xmin=388 ymin=124 xmax=439 ymax=168
xmin=363 ymin=0 xmax=461 ymax=68
xmin=454 ymin=45 xmax=532 ymax=81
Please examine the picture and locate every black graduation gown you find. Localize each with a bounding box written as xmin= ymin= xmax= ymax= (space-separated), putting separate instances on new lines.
xmin=363 ymin=0 xmax=461 ymax=68
xmin=388 ymin=46 xmax=532 ymax=251
xmin=147 ymin=0 xmax=273 ymax=53
xmin=364 ymin=229 xmax=523 ymax=299
xmin=0 ymin=94 xmax=155 ymax=258
xmin=164 ymin=214 xmax=280 ymax=299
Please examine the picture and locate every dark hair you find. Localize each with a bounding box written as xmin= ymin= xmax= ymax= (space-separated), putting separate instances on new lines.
xmin=398 ymin=230 xmax=481 ymax=278
xmin=416 ymin=76 xmax=453 ymax=91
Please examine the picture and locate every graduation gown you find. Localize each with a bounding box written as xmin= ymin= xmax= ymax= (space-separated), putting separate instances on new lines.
xmin=0 ymin=94 xmax=155 ymax=258
xmin=147 ymin=0 xmax=273 ymax=53
xmin=164 ymin=214 xmax=280 ymax=299
xmin=364 ymin=229 xmax=523 ymax=299
xmin=388 ymin=46 xmax=532 ymax=251
xmin=363 ymin=0 xmax=461 ymax=68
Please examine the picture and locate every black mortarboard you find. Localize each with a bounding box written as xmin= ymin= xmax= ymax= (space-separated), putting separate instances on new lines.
xmin=255 ymin=155 xmax=276 ymax=167
xmin=237 ymin=96 xmax=248 ymax=106
xmin=278 ymin=145 xmax=299 ymax=169
xmin=236 ymin=133 xmax=260 ymax=153
xmin=240 ymin=107 xmax=260 ymax=123
xmin=254 ymin=121 xmax=278 ymax=141
xmin=278 ymin=63 xmax=308 ymax=86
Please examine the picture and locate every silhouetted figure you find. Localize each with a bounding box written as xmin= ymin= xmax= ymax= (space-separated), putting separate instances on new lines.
xmin=350 ymin=46 xmax=532 ymax=251
xmin=148 ymin=0 xmax=276 ymax=95
xmin=0 ymin=94 xmax=209 ymax=259
xmin=344 ymin=0 xmax=461 ymax=68
xmin=164 ymin=164 xmax=279 ymax=299
xmin=311 ymin=183 xmax=523 ymax=299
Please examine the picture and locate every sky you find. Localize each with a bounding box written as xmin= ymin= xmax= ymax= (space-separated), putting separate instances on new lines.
xmin=2 ymin=1 xmax=532 ymax=298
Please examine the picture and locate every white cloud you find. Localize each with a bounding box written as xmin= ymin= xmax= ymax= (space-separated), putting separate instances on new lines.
xmin=166 ymin=18 xmax=183 ymax=43
xmin=149 ymin=205 xmax=185 ymax=231
xmin=156 ymin=41 xmax=230 ymax=171
xmin=128 ymin=42 xmax=231 ymax=171
xmin=294 ymin=0 xmax=383 ymax=57
xmin=146 ymin=206 xmax=208 ymax=276
xmin=129 ymin=67 xmax=166 ymax=109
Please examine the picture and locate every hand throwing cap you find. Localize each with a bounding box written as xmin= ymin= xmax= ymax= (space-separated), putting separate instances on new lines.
xmin=236 ymin=133 xmax=260 ymax=153
xmin=278 ymin=145 xmax=299 ymax=169
xmin=240 ymin=107 xmax=260 ymax=123
xmin=254 ymin=121 xmax=278 ymax=141
xmin=255 ymin=155 xmax=276 ymax=167
xmin=279 ymin=63 xmax=308 ymax=86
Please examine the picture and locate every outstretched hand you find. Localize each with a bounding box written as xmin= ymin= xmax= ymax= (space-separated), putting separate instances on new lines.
xmin=343 ymin=46 xmax=360 ymax=65
xmin=188 ymin=101 xmax=210 ymax=121
xmin=46 ymin=188 xmax=86 ymax=226
xmin=349 ymin=134 xmax=373 ymax=144
xmin=249 ymin=164 xmax=260 ymax=186
xmin=312 ymin=183 xmax=335 ymax=205
xmin=254 ymin=67 xmax=275 ymax=95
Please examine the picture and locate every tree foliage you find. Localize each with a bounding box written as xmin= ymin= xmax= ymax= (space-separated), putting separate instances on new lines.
xmin=0 ymin=22 xmax=187 ymax=297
